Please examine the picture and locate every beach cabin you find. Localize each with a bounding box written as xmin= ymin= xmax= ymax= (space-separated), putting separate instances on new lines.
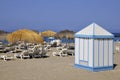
xmin=74 ymin=23 xmax=114 ymax=72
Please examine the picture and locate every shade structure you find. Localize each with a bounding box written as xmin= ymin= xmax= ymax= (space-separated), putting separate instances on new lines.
xmin=74 ymin=23 xmax=114 ymax=72
xmin=41 ymin=30 xmax=56 ymax=37
xmin=7 ymin=29 xmax=43 ymax=43
xmin=56 ymin=30 xmax=74 ymax=39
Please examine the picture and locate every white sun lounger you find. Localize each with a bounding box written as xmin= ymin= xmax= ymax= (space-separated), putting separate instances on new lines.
xmin=15 ymin=50 xmax=30 ymax=59
xmin=0 ymin=53 xmax=16 ymax=61
xmin=52 ymin=48 xmax=68 ymax=57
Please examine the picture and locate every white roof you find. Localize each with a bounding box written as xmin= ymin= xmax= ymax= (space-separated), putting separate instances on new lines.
xmin=75 ymin=23 xmax=114 ymax=38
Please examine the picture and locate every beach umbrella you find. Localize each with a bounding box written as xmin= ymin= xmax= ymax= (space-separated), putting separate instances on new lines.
xmin=41 ymin=30 xmax=56 ymax=37
xmin=56 ymin=30 xmax=74 ymax=46
xmin=6 ymin=29 xmax=43 ymax=44
xmin=56 ymin=30 xmax=74 ymax=39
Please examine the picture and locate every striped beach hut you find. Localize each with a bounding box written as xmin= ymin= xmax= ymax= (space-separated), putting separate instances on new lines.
xmin=74 ymin=23 xmax=114 ymax=72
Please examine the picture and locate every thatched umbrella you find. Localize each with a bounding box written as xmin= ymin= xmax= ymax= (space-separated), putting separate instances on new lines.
xmin=56 ymin=30 xmax=74 ymax=46
xmin=41 ymin=30 xmax=56 ymax=37
xmin=56 ymin=30 xmax=74 ymax=39
xmin=6 ymin=29 xmax=43 ymax=44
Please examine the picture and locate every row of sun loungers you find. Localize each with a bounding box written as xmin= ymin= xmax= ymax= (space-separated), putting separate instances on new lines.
xmin=0 ymin=50 xmax=47 ymax=61
xmin=0 ymin=41 xmax=74 ymax=61
xmin=0 ymin=42 xmax=48 ymax=61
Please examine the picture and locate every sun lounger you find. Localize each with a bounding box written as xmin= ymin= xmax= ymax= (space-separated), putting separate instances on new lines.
xmin=32 ymin=48 xmax=47 ymax=58
xmin=13 ymin=46 xmax=23 ymax=53
xmin=67 ymin=50 xmax=74 ymax=56
xmin=32 ymin=49 xmax=42 ymax=58
xmin=27 ymin=46 xmax=43 ymax=58
xmin=17 ymin=50 xmax=30 ymax=59
xmin=44 ymin=46 xmax=51 ymax=51
xmin=0 ymin=45 xmax=5 ymax=52
xmin=52 ymin=48 xmax=68 ymax=57
xmin=41 ymin=50 xmax=48 ymax=58
xmin=0 ymin=52 xmax=16 ymax=61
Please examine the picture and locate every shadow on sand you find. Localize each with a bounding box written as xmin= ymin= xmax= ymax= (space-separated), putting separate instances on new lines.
xmin=113 ymin=64 xmax=117 ymax=69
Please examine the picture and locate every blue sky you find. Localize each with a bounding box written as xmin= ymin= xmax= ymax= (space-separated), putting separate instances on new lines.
xmin=0 ymin=0 xmax=120 ymax=32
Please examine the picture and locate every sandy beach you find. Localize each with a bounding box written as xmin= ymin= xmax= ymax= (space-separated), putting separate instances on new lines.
xmin=0 ymin=45 xmax=120 ymax=80
xmin=0 ymin=34 xmax=120 ymax=80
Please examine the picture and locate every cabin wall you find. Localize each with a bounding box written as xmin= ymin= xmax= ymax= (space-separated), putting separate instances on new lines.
xmin=94 ymin=39 xmax=99 ymax=67
xmin=88 ymin=39 xmax=93 ymax=67
xmin=75 ymin=37 xmax=113 ymax=69
xmin=109 ymin=40 xmax=113 ymax=66
xmin=75 ymin=38 xmax=79 ymax=64
xmin=94 ymin=39 xmax=113 ymax=67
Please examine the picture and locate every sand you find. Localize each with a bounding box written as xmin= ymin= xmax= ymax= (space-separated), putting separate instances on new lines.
xmin=0 ymin=34 xmax=120 ymax=80
xmin=0 ymin=49 xmax=120 ymax=80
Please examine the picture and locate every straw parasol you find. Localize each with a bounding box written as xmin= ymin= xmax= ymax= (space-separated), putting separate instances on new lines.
xmin=56 ymin=30 xmax=74 ymax=39
xmin=41 ymin=30 xmax=56 ymax=37
xmin=6 ymin=29 xmax=43 ymax=44
xmin=56 ymin=30 xmax=74 ymax=46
